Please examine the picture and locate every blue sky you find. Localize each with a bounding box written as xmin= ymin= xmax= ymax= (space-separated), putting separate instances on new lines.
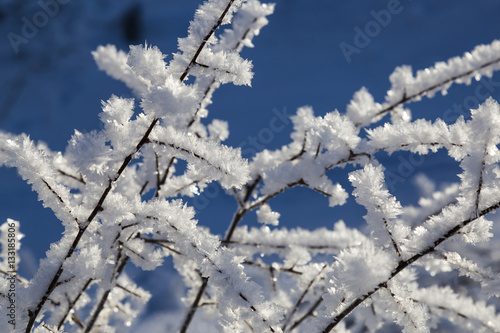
xmin=1 ymin=0 xmax=500 ymax=316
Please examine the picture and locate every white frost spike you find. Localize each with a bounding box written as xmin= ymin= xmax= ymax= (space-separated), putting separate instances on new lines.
xmin=454 ymin=98 xmax=500 ymax=215
xmin=151 ymin=125 xmax=250 ymax=189
xmin=255 ymin=107 xmax=357 ymax=207
xmin=92 ymin=44 xmax=149 ymax=97
xmin=134 ymin=199 xmax=281 ymax=332
xmin=467 ymin=98 xmax=500 ymax=165
xmin=390 ymin=105 xmax=412 ymax=124
xmin=218 ymin=0 xmax=275 ymax=52
xmin=256 ymin=204 xmax=280 ymax=226
xmin=458 ymin=216 xmax=492 ymax=244
xmin=99 ymin=95 xmax=135 ymax=152
xmin=367 ymin=117 xmax=466 ymax=157
xmin=0 ymin=131 xmax=18 ymax=167
xmin=194 ymin=0 xmax=275 ymax=116
xmin=2 ymin=135 xmax=78 ymax=227
xmin=170 ymin=0 xmax=246 ymax=80
xmin=127 ymin=43 xmax=169 ymax=88
xmin=187 ymin=48 xmax=254 ymax=86
xmin=385 ymin=40 xmax=500 ymax=105
xmin=346 ymin=87 xmax=383 ymax=127
xmin=413 ymin=286 xmax=500 ymax=332
xmin=354 ymin=40 xmax=500 ymax=127
xmin=66 ymin=130 xmax=112 ymax=177
xmin=310 ymin=110 xmax=360 ymax=151
xmin=443 ymin=251 xmax=500 ymax=297
xmin=208 ymin=119 xmax=229 ymax=142
xmin=305 ymin=172 xmax=349 ymax=207
xmin=231 ymin=221 xmax=367 ymax=256
xmin=141 ymin=75 xmax=202 ymax=121
xmin=331 ymin=241 xmax=394 ymax=297
xmin=349 ymin=164 xmax=404 ymax=251
xmin=382 ymin=279 xmax=430 ymax=333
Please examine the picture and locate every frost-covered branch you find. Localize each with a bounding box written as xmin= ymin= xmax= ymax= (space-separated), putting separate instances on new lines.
xmin=319 ymin=191 xmax=500 ymax=332
xmin=281 ymin=264 xmax=327 ymax=331
xmin=348 ymin=40 xmax=500 ymax=127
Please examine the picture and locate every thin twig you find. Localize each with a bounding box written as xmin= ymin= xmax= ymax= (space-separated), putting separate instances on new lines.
xmin=242 ymin=260 xmax=303 ymax=276
xmin=319 ymin=200 xmax=500 ymax=333
xmin=474 ymin=143 xmax=488 ymax=216
xmin=179 ymin=0 xmax=236 ymax=82
xmin=179 ymin=278 xmax=209 ymax=333
xmin=150 ymin=139 xmax=228 ymax=175
xmin=57 ymin=279 xmax=93 ymax=330
xmin=289 ymin=295 xmax=324 ymax=331
xmin=26 ymin=118 xmax=158 ymax=332
xmin=224 ymin=240 xmax=341 ymax=252
xmin=368 ymin=55 xmax=500 ymax=125
xmin=83 ymin=256 xmax=129 ymax=333
xmin=155 ymin=157 xmax=175 ymax=197
xmin=58 ymin=169 xmax=86 ymax=184
xmin=282 ymin=265 xmax=327 ymax=331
